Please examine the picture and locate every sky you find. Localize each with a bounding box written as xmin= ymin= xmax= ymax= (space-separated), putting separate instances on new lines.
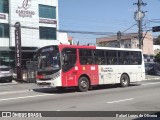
xmin=58 ymin=0 xmax=160 ymax=44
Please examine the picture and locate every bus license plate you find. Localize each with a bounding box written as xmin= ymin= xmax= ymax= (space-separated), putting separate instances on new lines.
xmin=45 ymin=75 xmax=53 ymax=79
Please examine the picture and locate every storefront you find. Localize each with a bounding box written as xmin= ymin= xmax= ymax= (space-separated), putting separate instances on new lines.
xmin=0 ymin=0 xmax=68 ymax=68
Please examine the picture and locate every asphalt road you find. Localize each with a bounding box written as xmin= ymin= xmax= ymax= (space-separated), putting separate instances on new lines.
xmin=0 ymin=79 xmax=160 ymax=119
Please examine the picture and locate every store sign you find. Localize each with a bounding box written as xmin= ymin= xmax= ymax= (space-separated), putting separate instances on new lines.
xmin=39 ymin=19 xmax=57 ymax=24
xmin=16 ymin=0 xmax=35 ymax=18
xmin=0 ymin=14 xmax=6 ymax=19
xmin=41 ymin=47 xmax=54 ymax=53
xmin=15 ymin=22 xmax=22 ymax=80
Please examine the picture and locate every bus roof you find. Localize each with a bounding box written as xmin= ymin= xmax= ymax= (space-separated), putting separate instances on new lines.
xmin=96 ymin=46 xmax=142 ymax=51
xmin=58 ymin=44 xmax=142 ymax=52
xmin=38 ymin=44 xmax=142 ymax=52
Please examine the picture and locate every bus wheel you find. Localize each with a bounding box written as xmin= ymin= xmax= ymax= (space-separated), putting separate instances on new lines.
xmin=120 ymin=74 xmax=130 ymax=87
xmin=78 ymin=77 xmax=89 ymax=92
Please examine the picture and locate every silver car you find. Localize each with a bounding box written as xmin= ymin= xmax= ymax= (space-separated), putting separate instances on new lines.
xmin=0 ymin=65 xmax=13 ymax=82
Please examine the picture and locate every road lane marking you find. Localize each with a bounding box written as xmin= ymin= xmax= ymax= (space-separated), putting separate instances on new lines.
xmin=107 ymin=98 xmax=134 ymax=104
xmin=0 ymin=90 xmax=32 ymax=95
xmin=142 ymin=82 xmax=160 ymax=86
xmin=0 ymin=94 xmax=54 ymax=102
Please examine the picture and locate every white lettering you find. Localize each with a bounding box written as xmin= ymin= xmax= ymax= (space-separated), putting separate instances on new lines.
xmin=16 ymin=31 xmax=19 ymax=36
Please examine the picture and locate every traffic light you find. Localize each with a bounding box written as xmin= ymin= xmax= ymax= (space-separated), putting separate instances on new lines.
xmin=152 ymin=26 xmax=160 ymax=32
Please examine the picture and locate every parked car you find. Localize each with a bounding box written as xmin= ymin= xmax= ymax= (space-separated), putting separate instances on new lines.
xmin=145 ymin=63 xmax=160 ymax=76
xmin=145 ymin=63 xmax=155 ymax=75
xmin=0 ymin=65 xmax=13 ymax=83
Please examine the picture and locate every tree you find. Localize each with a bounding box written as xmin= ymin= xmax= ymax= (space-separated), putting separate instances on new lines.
xmin=154 ymin=35 xmax=160 ymax=45
xmin=155 ymin=52 xmax=160 ymax=63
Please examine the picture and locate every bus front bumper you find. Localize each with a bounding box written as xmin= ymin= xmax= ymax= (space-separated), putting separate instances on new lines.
xmin=36 ymin=80 xmax=54 ymax=87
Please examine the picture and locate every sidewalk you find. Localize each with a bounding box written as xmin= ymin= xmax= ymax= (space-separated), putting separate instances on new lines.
xmin=145 ymin=75 xmax=160 ymax=80
xmin=0 ymin=79 xmax=35 ymax=86
xmin=0 ymin=80 xmax=18 ymax=86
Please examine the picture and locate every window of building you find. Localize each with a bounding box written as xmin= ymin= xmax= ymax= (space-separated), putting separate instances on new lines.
xmin=0 ymin=0 xmax=9 ymax=13
xmin=124 ymin=44 xmax=128 ymax=48
xmin=39 ymin=27 xmax=56 ymax=40
xmin=39 ymin=5 xmax=56 ymax=19
xmin=0 ymin=23 xmax=9 ymax=38
xmin=0 ymin=51 xmax=10 ymax=66
xmin=128 ymin=44 xmax=131 ymax=47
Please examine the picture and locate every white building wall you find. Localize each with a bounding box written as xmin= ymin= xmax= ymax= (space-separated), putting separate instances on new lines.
xmin=153 ymin=45 xmax=160 ymax=50
xmin=0 ymin=0 xmax=68 ymax=48
xmin=58 ymin=32 xmax=69 ymax=44
xmin=0 ymin=38 xmax=9 ymax=47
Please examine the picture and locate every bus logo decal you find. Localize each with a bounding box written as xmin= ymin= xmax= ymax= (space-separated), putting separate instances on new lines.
xmin=101 ymin=67 xmax=113 ymax=72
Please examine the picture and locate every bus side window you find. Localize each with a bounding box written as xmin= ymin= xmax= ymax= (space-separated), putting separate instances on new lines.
xmin=87 ymin=58 xmax=93 ymax=64
xmin=81 ymin=57 xmax=87 ymax=64
xmin=94 ymin=50 xmax=105 ymax=65
xmin=107 ymin=50 xmax=118 ymax=65
xmin=79 ymin=49 xmax=93 ymax=65
xmin=130 ymin=51 xmax=142 ymax=65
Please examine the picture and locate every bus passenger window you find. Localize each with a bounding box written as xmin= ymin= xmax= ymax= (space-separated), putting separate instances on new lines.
xmin=87 ymin=58 xmax=93 ymax=64
xmin=79 ymin=49 xmax=94 ymax=65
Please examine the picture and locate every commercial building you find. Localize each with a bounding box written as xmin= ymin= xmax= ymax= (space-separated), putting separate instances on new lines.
xmin=0 ymin=0 xmax=68 ymax=68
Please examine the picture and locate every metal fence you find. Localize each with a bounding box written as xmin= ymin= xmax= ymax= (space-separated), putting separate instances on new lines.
xmin=24 ymin=61 xmax=38 ymax=83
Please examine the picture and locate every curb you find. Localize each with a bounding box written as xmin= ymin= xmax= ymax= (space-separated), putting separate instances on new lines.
xmin=0 ymin=81 xmax=18 ymax=86
xmin=145 ymin=78 xmax=160 ymax=80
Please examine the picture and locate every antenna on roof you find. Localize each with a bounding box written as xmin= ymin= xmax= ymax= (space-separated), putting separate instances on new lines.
xmin=87 ymin=43 xmax=89 ymax=46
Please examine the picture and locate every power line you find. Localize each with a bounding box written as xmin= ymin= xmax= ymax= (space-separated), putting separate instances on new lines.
xmin=58 ymin=29 xmax=116 ymax=35
xmin=122 ymin=23 xmax=137 ymax=33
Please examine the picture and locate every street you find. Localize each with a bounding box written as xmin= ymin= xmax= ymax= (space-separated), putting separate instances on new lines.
xmin=0 ymin=77 xmax=160 ymax=119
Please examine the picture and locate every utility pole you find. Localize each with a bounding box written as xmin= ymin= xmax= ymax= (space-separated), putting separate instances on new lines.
xmin=134 ymin=0 xmax=147 ymax=49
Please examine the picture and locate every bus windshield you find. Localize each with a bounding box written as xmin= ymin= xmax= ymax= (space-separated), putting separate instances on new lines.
xmin=37 ymin=46 xmax=60 ymax=71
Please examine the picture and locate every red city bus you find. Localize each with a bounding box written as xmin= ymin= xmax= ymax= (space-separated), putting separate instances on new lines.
xmin=36 ymin=44 xmax=145 ymax=92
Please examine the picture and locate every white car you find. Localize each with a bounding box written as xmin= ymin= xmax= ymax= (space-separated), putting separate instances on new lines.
xmin=0 ymin=65 xmax=13 ymax=82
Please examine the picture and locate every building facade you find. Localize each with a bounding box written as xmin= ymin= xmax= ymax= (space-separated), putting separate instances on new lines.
xmin=0 ymin=0 xmax=68 ymax=68
xmin=96 ymin=32 xmax=154 ymax=55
